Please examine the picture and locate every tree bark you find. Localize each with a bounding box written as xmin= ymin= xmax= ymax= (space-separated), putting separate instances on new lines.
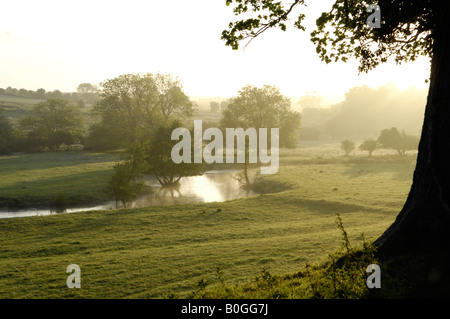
xmin=374 ymin=21 xmax=450 ymax=256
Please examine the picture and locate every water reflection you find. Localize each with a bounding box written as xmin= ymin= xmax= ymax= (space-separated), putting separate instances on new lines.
xmin=134 ymin=169 xmax=256 ymax=207
xmin=0 ymin=169 xmax=257 ymax=219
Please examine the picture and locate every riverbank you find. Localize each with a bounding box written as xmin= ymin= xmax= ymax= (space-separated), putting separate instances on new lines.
xmin=0 ymin=150 xmax=265 ymax=211
xmin=0 ymin=169 xmax=259 ymax=218
xmin=0 ymin=151 xmax=119 ymax=210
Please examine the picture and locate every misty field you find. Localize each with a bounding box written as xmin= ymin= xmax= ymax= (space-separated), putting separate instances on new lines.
xmin=0 ymin=145 xmax=416 ymax=298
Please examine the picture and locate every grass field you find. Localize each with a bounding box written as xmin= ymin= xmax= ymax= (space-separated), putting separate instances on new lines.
xmin=0 ymin=151 xmax=119 ymax=208
xmin=0 ymin=144 xmax=416 ymax=298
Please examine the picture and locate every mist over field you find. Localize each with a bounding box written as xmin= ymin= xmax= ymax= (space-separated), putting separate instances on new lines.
xmin=296 ymin=84 xmax=427 ymax=140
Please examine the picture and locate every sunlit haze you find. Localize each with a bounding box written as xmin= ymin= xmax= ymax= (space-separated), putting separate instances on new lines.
xmin=0 ymin=0 xmax=431 ymax=104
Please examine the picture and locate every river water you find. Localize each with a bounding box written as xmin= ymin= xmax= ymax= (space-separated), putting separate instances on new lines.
xmin=0 ymin=169 xmax=257 ymax=219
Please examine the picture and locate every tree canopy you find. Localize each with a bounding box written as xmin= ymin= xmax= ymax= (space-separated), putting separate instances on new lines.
xmin=90 ymin=73 xmax=194 ymax=149
xmin=105 ymin=142 xmax=149 ymax=208
xmin=221 ymin=84 xmax=301 ymax=148
xmin=76 ymin=83 xmax=100 ymax=104
xmin=222 ymin=0 xmax=436 ymax=72
xmin=378 ymin=127 xmax=419 ymax=155
xmin=145 ymin=120 xmax=204 ymax=186
xmin=18 ymin=99 xmax=84 ymax=151
xmin=359 ymin=138 xmax=379 ymax=156
xmin=340 ymin=139 xmax=355 ymax=156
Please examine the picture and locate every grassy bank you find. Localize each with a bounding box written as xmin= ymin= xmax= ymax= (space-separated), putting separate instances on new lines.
xmin=0 ymin=149 xmax=415 ymax=298
xmin=0 ymin=151 xmax=119 ymax=209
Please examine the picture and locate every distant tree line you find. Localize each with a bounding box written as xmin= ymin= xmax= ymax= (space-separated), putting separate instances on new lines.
xmin=0 ymin=83 xmax=100 ymax=106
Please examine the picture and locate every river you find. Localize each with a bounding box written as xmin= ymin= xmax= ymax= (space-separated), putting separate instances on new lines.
xmin=0 ymin=169 xmax=257 ymax=219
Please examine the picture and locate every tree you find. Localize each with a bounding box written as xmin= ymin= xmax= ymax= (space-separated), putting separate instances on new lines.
xmin=340 ymin=139 xmax=355 ymax=156
xmin=359 ymin=138 xmax=379 ymax=157
xmin=77 ymin=83 xmax=99 ymax=95
xmin=144 ymin=120 xmax=203 ymax=186
xmin=50 ymin=90 xmax=63 ymax=99
xmin=105 ymin=143 xmax=149 ymax=208
xmin=154 ymin=73 xmax=194 ymax=121
xmin=91 ymin=73 xmax=194 ymax=149
xmin=378 ymin=127 xmax=419 ymax=155
xmin=0 ymin=108 xmax=15 ymax=154
xmin=221 ymin=85 xmax=301 ymax=147
xmin=77 ymin=83 xmax=100 ymax=104
xmin=402 ymin=133 xmax=420 ymax=154
xmin=92 ymin=73 xmax=157 ymax=146
xmin=85 ymin=121 xmax=125 ymax=151
xmin=18 ymin=88 xmax=28 ymax=97
xmin=18 ymin=99 xmax=84 ymax=151
xmin=5 ymin=87 xmax=18 ymax=96
xmin=221 ymin=85 xmax=301 ymax=185
xmin=222 ymin=0 xmax=450 ymax=293
xmin=35 ymin=88 xmax=46 ymax=99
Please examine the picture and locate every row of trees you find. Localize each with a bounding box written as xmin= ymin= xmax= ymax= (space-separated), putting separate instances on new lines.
xmin=341 ymin=127 xmax=420 ymax=156
xmin=1 ymin=74 xmax=302 ymax=155
xmin=1 ymin=74 xmax=304 ymax=203
xmin=0 ymin=74 xmax=191 ymax=154
xmin=0 ymin=83 xmax=100 ymax=105
xmin=2 ymin=72 xmax=302 ymax=205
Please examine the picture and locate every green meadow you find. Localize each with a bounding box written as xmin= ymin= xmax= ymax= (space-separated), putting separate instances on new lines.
xmin=0 ymin=151 xmax=119 ymax=208
xmin=0 ymin=144 xmax=416 ymax=298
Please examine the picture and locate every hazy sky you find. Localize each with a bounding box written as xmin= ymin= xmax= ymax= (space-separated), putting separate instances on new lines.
xmin=0 ymin=0 xmax=431 ymax=103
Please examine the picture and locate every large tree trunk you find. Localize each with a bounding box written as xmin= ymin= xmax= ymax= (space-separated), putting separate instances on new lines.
xmin=374 ymin=22 xmax=450 ymax=257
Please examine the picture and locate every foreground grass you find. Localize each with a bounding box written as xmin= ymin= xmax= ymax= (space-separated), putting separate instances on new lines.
xmin=0 ymin=150 xmax=415 ymax=298
xmin=191 ymin=215 xmax=381 ymax=299
xmin=0 ymin=151 xmax=119 ymax=208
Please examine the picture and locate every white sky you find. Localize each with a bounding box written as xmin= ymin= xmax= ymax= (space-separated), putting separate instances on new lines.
xmin=0 ymin=0 xmax=431 ymax=104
